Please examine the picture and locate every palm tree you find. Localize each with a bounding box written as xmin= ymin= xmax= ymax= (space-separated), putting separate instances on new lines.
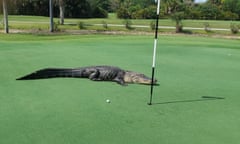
xmin=2 ymin=0 xmax=8 ymax=33
xmin=162 ymin=0 xmax=175 ymax=14
xmin=162 ymin=0 xmax=186 ymax=32
xmin=208 ymin=0 xmax=222 ymax=5
xmin=49 ymin=0 xmax=54 ymax=32
xmin=58 ymin=0 xmax=64 ymax=25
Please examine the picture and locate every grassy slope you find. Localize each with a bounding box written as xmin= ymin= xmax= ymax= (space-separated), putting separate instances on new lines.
xmin=2 ymin=14 xmax=240 ymax=31
xmin=0 ymin=34 xmax=240 ymax=144
xmin=6 ymin=14 xmax=240 ymax=27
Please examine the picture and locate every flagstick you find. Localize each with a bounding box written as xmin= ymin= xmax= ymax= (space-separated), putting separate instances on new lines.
xmin=148 ymin=0 xmax=161 ymax=105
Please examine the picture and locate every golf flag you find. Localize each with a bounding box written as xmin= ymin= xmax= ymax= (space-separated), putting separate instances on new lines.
xmin=149 ymin=0 xmax=161 ymax=105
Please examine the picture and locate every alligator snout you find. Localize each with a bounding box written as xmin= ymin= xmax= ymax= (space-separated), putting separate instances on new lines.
xmin=124 ymin=71 xmax=158 ymax=85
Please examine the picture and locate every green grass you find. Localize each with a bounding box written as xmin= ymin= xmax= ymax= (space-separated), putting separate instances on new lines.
xmin=7 ymin=13 xmax=240 ymax=28
xmin=1 ymin=14 xmax=240 ymax=34
xmin=0 ymin=34 xmax=240 ymax=144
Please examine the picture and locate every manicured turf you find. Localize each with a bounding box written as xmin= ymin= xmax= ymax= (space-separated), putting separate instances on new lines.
xmin=0 ymin=34 xmax=240 ymax=144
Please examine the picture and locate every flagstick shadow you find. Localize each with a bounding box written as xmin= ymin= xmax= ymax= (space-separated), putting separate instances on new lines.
xmin=152 ymin=96 xmax=225 ymax=105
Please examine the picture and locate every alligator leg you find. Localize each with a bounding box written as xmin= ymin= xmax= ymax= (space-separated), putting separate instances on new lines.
xmin=88 ymin=69 xmax=101 ymax=81
xmin=114 ymin=71 xmax=127 ymax=86
xmin=114 ymin=78 xmax=127 ymax=86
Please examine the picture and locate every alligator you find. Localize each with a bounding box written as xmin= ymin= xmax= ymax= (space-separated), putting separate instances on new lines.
xmin=16 ymin=65 xmax=158 ymax=86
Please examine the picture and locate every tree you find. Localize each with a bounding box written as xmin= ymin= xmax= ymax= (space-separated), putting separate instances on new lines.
xmin=2 ymin=0 xmax=8 ymax=33
xmin=58 ymin=0 xmax=64 ymax=25
xmin=16 ymin=0 xmax=50 ymax=16
xmin=49 ymin=0 xmax=54 ymax=32
xmin=0 ymin=0 xmax=18 ymax=15
xmin=116 ymin=0 xmax=156 ymax=19
xmin=222 ymin=0 xmax=240 ymax=19
xmin=166 ymin=0 xmax=188 ymax=33
xmin=199 ymin=2 xmax=222 ymax=19
xmin=117 ymin=0 xmax=133 ymax=18
xmin=88 ymin=0 xmax=110 ymax=11
xmin=171 ymin=12 xmax=185 ymax=32
xmin=208 ymin=0 xmax=223 ymax=5
xmin=64 ymin=0 xmax=91 ymax=18
xmin=162 ymin=0 xmax=177 ymax=15
xmin=88 ymin=0 xmax=109 ymax=18
xmin=109 ymin=0 xmax=121 ymax=12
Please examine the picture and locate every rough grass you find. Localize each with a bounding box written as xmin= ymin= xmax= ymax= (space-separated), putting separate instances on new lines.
xmin=0 ymin=34 xmax=240 ymax=144
xmin=2 ymin=14 xmax=240 ymax=35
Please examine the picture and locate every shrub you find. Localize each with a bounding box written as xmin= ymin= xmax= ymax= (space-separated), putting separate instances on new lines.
xmin=117 ymin=7 xmax=131 ymax=19
xmin=150 ymin=20 xmax=156 ymax=31
xmin=203 ymin=22 xmax=211 ymax=32
xmin=124 ymin=19 xmax=134 ymax=30
xmin=92 ymin=7 xmax=108 ymax=18
xmin=222 ymin=11 xmax=239 ymax=20
xmin=187 ymin=8 xmax=201 ymax=19
xmin=144 ymin=5 xmax=157 ymax=19
xmin=117 ymin=4 xmax=156 ymax=19
xmin=53 ymin=21 xmax=60 ymax=32
xmin=181 ymin=29 xmax=192 ymax=34
xmin=133 ymin=6 xmax=156 ymax=19
xmin=132 ymin=9 xmax=144 ymax=19
xmin=78 ymin=21 xmax=87 ymax=29
xmin=102 ymin=21 xmax=108 ymax=30
xmin=0 ymin=17 xmax=3 ymax=25
xmin=230 ymin=23 xmax=240 ymax=34
xmin=198 ymin=4 xmax=222 ymax=20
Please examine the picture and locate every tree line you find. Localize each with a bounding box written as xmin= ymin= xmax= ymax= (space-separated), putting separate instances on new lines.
xmin=1 ymin=0 xmax=240 ymax=20
xmin=0 ymin=0 xmax=109 ymax=18
xmin=116 ymin=0 xmax=240 ymax=20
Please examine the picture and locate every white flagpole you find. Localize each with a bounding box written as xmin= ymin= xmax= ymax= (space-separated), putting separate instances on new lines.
xmin=149 ymin=0 xmax=161 ymax=105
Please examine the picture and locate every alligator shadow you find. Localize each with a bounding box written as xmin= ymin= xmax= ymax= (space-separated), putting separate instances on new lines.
xmin=152 ymin=96 xmax=225 ymax=105
xmin=139 ymin=83 xmax=160 ymax=86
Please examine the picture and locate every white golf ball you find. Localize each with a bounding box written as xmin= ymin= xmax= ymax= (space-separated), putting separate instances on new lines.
xmin=106 ymin=99 xmax=111 ymax=103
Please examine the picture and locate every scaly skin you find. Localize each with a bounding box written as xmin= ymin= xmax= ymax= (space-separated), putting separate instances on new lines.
xmin=16 ymin=66 xmax=157 ymax=86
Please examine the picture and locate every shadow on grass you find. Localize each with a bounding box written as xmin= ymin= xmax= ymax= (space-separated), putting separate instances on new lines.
xmin=152 ymin=96 xmax=225 ymax=105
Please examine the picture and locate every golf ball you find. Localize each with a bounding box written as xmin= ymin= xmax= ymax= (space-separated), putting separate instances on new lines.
xmin=106 ymin=99 xmax=111 ymax=103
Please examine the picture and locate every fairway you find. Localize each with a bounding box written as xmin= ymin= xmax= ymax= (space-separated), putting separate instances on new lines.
xmin=0 ymin=34 xmax=240 ymax=144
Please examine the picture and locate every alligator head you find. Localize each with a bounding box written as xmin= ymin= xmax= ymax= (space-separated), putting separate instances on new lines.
xmin=124 ymin=71 xmax=158 ymax=85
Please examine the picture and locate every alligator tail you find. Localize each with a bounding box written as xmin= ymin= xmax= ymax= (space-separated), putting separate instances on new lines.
xmin=16 ymin=68 xmax=84 ymax=80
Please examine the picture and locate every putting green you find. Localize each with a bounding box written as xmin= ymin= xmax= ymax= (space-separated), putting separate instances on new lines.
xmin=0 ymin=34 xmax=240 ymax=144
